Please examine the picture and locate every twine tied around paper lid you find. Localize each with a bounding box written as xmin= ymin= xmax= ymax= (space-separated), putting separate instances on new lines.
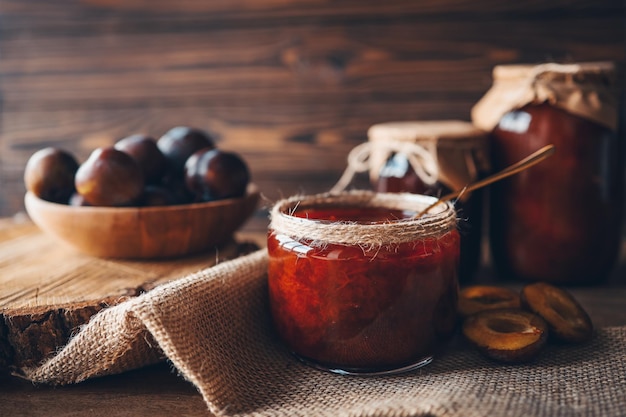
xmin=527 ymin=62 xmax=587 ymax=79
xmin=472 ymin=61 xmax=619 ymax=132
xmin=269 ymin=190 xmax=457 ymax=249
xmin=330 ymin=140 xmax=440 ymax=194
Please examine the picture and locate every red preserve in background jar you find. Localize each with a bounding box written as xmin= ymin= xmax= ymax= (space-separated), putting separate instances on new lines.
xmin=367 ymin=121 xmax=490 ymax=283
xmin=472 ymin=62 xmax=624 ymax=284
xmin=267 ymin=191 xmax=460 ymax=375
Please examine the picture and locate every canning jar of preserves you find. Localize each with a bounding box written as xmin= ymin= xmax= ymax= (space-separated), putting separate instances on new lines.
xmin=472 ymin=62 xmax=623 ymax=284
xmin=352 ymin=121 xmax=489 ymax=283
xmin=267 ymin=191 xmax=460 ymax=375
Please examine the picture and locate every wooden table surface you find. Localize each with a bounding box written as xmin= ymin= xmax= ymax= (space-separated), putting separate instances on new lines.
xmin=1 ymin=216 xmax=625 ymax=417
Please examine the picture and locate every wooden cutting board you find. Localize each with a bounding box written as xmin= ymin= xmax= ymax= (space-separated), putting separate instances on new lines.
xmin=0 ymin=217 xmax=258 ymax=372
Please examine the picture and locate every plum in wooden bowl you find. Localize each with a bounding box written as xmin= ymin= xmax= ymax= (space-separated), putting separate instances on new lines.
xmin=24 ymin=183 xmax=260 ymax=259
xmin=23 ymin=128 xmax=259 ymax=259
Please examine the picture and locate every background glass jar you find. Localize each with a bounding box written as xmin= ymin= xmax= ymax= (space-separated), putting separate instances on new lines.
xmin=267 ymin=191 xmax=460 ymax=375
xmin=473 ymin=62 xmax=623 ymax=284
xmin=367 ymin=121 xmax=490 ymax=283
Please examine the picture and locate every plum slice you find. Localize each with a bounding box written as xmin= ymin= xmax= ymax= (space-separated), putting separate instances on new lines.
xmin=458 ymin=285 xmax=521 ymax=318
xmin=521 ymin=282 xmax=593 ymax=344
xmin=463 ymin=308 xmax=548 ymax=363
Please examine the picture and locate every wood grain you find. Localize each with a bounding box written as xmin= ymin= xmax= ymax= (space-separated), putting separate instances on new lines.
xmin=1 ymin=1 xmax=624 ymax=217
xmin=0 ymin=218 xmax=258 ymax=371
xmin=0 ymin=362 xmax=212 ymax=417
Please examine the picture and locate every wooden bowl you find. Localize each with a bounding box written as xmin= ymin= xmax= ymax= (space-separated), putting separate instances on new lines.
xmin=24 ymin=184 xmax=260 ymax=259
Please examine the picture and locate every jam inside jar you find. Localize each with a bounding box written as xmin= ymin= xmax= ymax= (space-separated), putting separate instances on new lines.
xmin=490 ymin=103 xmax=623 ymax=284
xmin=267 ymin=191 xmax=460 ymax=375
xmin=472 ymin=62 xmax=623 ymax=284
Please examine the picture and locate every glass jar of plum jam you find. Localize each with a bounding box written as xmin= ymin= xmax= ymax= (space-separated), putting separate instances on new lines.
xmin=367 ymin=121 xmax=490 ymax=284
xmin=472 ymin=62 xmax=624 ymax=284
xmin=267 ymin=191 xmax=460 ymax=375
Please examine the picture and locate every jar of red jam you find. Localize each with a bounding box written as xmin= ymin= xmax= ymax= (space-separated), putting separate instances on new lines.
xmin=366 ymin=121 xmax=490 ymax=283
xmin=472 ymin=62 xmax=623 ymax=284
xmin=267 ymin=191 xmax=460 ymax=375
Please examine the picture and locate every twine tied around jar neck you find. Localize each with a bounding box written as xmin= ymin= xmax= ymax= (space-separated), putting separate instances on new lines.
xmin=269 ymin=190 xmax=457 ymax=250
xmin=330 ymin=140 xmax=439 ymax=194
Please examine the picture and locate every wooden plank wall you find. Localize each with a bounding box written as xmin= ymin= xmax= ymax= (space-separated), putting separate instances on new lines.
xmin=1 ymin=0 xmax=624 ymax=230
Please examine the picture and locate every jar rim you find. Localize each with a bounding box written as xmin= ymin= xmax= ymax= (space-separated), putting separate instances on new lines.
xmin=269 ymin=190 xmax=458 ymax=247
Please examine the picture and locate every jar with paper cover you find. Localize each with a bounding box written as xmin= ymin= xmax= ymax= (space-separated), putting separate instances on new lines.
xmin=331 ymin=121 xmax=489 ymax=283
xmin=472 ymin=62 xmax=624 ymax=284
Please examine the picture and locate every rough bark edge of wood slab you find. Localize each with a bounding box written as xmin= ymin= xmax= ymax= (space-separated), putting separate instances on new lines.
xmin=0 ymin=241 xmax=259 ymax=374
xmin=0 ymin=297 xmax=129 ymax=372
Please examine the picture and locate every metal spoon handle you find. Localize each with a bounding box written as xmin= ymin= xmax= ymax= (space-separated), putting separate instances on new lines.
xmin=416 ymin=144 xmax=556 ymax=217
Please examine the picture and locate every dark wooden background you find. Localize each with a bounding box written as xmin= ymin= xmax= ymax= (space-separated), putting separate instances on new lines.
xmin=1 ymin=0 xmax=624 ymax=229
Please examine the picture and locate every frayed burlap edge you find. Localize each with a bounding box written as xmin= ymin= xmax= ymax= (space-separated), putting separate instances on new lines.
xmin=19 ymin=249 xmax=269 ymax=412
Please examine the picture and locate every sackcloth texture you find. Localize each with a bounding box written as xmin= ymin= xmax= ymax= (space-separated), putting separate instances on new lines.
xmin=19 ymin=249 xmax=626 ymax=417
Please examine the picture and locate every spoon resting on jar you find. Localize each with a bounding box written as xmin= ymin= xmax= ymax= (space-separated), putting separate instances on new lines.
xmin=416 ymin=144 xmax=556 ymax=218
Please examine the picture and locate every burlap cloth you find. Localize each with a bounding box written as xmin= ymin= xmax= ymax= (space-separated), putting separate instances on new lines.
xmin=18 ymin=249 xmax=626 ymax=417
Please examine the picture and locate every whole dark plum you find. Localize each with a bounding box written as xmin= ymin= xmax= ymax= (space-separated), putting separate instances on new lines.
xmin=24 ymin=147 xmax=79 ymax=204
xmin=75 ymin=147 xmax=144 ymax=207
xmin=114 ymin=134 xmax=167 ymax=185
xmin=157 ymin=127 xmax=215 ymax=180
xmin=139 ymin=185 xmax=178 ymax=207
xmin=184 ymin=148 xmax=250 ymax=201
xmin=162 ymin=179 xmax=194 ymax=205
